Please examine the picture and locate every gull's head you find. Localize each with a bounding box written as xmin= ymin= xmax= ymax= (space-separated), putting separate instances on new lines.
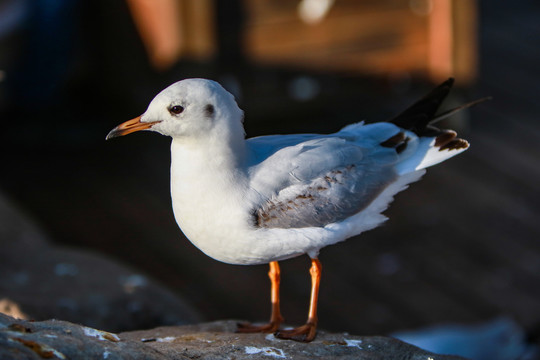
xmin=106 ymin=78 xmax=244 ymax=142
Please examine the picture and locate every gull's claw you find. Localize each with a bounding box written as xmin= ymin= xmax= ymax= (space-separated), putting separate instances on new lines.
xmin=274 ymin=322 xmax=317 ymax=342
xmin=236 ymin=320 xmax=282 ymax=333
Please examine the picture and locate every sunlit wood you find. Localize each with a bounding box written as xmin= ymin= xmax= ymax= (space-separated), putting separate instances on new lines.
xmin=243 ymin=0 xmax=477 ymax=83
xmin=126 ymin=0 xmax=215 ymax=70
xmin=125 ymin=0 xmax=183 ymax=70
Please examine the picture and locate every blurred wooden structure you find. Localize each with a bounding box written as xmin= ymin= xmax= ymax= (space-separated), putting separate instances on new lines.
xmin=125 ymin=0 xmax=477 ymax=83
xmin=243 ymin=0 xmax=477 ymax=83
xmin=125 ymin=0 xmax=216 ymax=70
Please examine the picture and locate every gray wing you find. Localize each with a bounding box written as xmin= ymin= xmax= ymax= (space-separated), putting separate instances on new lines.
xmin=254 ymin=164 xmax=397 ymax=228
xmin=248 ymin=134 xmax=400 ymax=229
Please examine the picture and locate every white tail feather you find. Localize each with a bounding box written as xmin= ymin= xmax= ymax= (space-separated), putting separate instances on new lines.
xmin=396 ymin=137 xmax=469 ymax=175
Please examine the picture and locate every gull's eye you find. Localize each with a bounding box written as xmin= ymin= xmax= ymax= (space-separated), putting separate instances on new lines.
xmin=169 ymin=105 xmax=184 ymax=115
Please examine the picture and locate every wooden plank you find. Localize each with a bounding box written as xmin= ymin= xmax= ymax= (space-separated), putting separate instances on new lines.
xmin=245 ymin=10 xmax=427 ymax=51
xmin=126 ymin=0 xmax=216 ymax=69
xmin=245 ymin=0 xmax=414 ymax=26
xmin=244 ymin=7 xmax=429 ymax=74
xmin=244 ymin=0 xmax=477 ymax=81
xmin=181 ymin=0 xmax=216 ymax=59
xmin=125 ymin=0 xmax=184 ymax=70
xmin=428 ymin=0 xmax=453 ymax=81
xmin=428 ymin=0 xmax=477 ymax=83
xmin=452 ymin=0 xmax=478 ymax=83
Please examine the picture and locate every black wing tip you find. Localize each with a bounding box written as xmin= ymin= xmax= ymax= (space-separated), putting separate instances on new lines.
xmin=389 ymin=78 xmax=456 ymax=132
xmin=382 ymin=78 xmax=488 ymax=153
xmin=388 ymin=78 xmax=488 ymax=138
xmin=444 ymin=77 xmax=455 ymax=86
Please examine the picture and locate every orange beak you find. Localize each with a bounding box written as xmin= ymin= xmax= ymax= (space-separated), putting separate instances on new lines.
xmin=106 ymin=116 xmax=160 ymax=140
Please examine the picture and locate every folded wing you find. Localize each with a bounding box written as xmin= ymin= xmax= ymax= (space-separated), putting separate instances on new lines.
xmin=248 ymin=124 xmax=403 ymax=229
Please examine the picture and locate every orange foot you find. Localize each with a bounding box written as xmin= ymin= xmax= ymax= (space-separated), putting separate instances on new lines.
xmin=236 ymin=320 xmax=281 ymax=333
xmin=274 ymin=322 xmax=317 ymax=342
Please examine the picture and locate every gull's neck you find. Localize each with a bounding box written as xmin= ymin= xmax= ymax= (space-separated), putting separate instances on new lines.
xmin=170 ymin=131 xmax=247 ymax=173
xmin=169 ymin=134 xmax=252 ymax=247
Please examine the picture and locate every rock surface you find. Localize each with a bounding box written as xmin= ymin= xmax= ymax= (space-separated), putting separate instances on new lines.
xmin=0 ymin=314 xmax=468 ymax=359
xmin=0 ymin=193 xmax=200 ymax=332
xmin=0 ymin=313 xmax=168 ymax=360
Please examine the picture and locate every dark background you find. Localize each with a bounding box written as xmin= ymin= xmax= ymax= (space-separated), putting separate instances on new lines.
xmin=0 ymin=0 xmax=539 ymax=343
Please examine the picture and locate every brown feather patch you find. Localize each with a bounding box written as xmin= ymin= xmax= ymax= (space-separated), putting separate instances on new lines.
xmin=434 ymin=130 xmax=457 ymax=148
xmin=440 ymin=138 xmax=469 ymax=151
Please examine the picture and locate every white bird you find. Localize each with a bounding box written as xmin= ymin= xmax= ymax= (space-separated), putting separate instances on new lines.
xmin=107 ymin=78 xmax=483 ymax=342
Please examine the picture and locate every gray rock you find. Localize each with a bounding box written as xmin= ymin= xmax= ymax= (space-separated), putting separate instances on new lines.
xmin=0 ymin=314 xmax=468 ymax=359
xmin=122 ymin=320 xmax=469 ymax=359
xmin=0 ymin=192 xmax=200 ymax=332
xmin=0 ymin=313 xmax=173 ymax=360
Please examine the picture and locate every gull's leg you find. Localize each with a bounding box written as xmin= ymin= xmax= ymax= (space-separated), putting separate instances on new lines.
xmin=275 ymin=258 xmax=321 ymax=342
xmin=237 ymin=261 xmax=284 ymax=333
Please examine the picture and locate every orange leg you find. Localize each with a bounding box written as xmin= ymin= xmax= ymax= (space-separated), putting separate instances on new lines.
xmin=275 ymin=258 xmax=321 ymax=342
xmin=237 ymin=261 xmax=284 ymax=333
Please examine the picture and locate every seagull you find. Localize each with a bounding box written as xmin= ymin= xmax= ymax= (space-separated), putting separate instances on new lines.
xmin=107 ymin=78 xmax=485 ymax=342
